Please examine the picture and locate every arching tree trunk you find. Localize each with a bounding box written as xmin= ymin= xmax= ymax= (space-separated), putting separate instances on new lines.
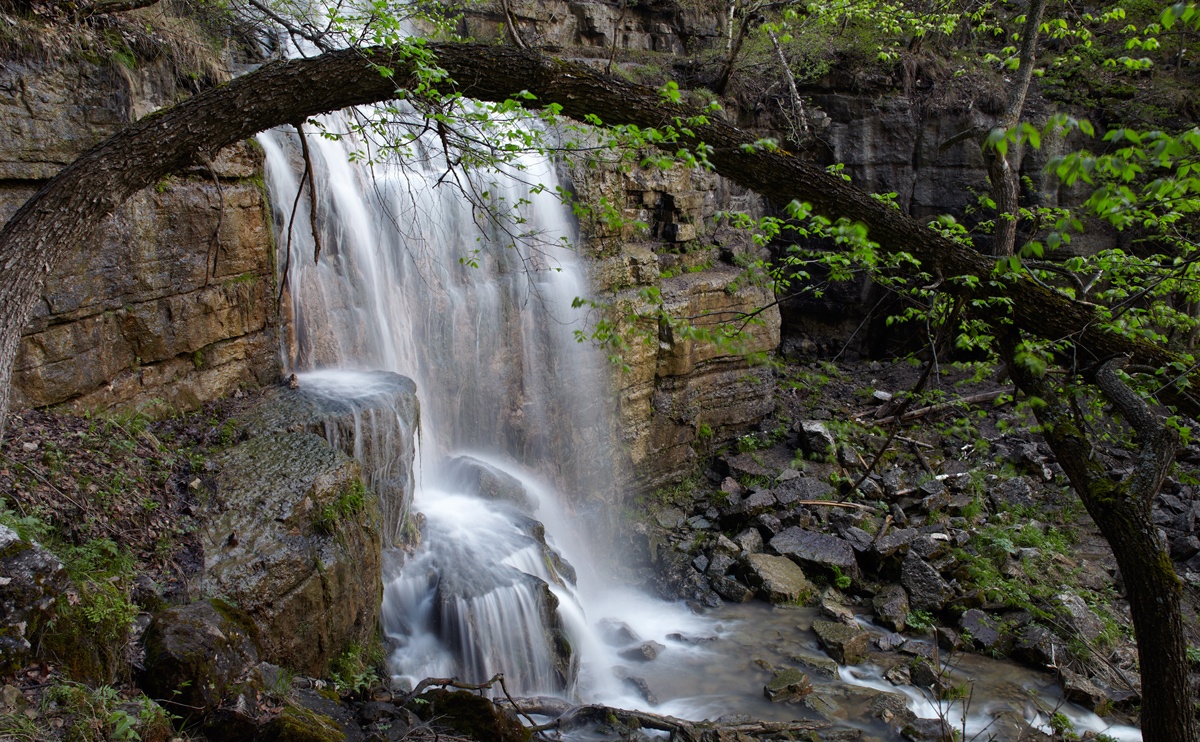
xmin=1002 ymin=333 xmax=1197 ymax=742
xmin=2 ymin=42 xmax=1199 ymax=435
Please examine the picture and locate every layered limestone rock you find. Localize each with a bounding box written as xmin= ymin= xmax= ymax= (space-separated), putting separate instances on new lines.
xmin=2 ymin=55 xmax=277 ymax=414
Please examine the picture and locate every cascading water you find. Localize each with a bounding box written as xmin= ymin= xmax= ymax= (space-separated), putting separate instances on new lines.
xmin=256 ymin=29 xmax=1145 ymax=740
xmin=258 ymin=103 xmax=621 ymax=698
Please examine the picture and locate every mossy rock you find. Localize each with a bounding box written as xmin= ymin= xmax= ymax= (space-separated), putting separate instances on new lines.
xmin=141 ymin=599 xmax=261 ymax=713
xmin=415 ymin=689 xmax=531 ymax=742
xmin=260 ymin=705 xmax=346 ymax=742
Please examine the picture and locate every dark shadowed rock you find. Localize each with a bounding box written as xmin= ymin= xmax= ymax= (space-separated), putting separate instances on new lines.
xmin=443 ymin=455 xmax=537 ymax=513
xmin=597 ymin=618 xmax=641 ymax=647
xmin=960 ymin=609 xmax=1008 ymax=653
xmin=774 ymin=477 xmax=834 ymax=505
xmin=1010 ymin=624 xmax=1067 ymax=669
xmin=613 ymin=667 xmax=658 ymax=705
xmin=901 ymin=718 xmax=952 ymax=741
xmin=901 ymin=551 xmax=952 ymax=611
xmin=414 ymin=689 xmax=531 ymax=742
xmin=769 ymin=527 xmax=858 ymax=577
xmin=710 ymin=575 xmax=755 ymax=603
xmin=812 ymin=620 xmax=869 ymax=665
xmin=872 ymin=528 xmax=918 ymax=558
xmin=0 ymin=525 xmax=69 ymax=674
xmin=142 ymin=599 xmax=260 ymax=714
xmin=619 ymin=640 xmax=665 ymax=662
xmin=869 ymin=691 xmax=916 ymax=730
xmin=872 ymin=584 xmax=909 ymax=632
xmin=990 ymin=476 xmax=1037 ymax=510
xmin=743 ymin=553 xmax=815 ymax=604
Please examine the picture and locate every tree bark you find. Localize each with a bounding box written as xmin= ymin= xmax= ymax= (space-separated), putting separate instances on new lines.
xmin=2 ymin=42 xmax=1199 ymax=437
xmin=1002 ymin=336 xmax=1197 ymax=742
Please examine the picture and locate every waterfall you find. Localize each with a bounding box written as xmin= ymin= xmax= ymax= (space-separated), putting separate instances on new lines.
xmin=259 ymin=106 xmax=617 ymax=696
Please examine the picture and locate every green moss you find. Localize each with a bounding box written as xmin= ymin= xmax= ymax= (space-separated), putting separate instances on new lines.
xmin=261 ymin=705 xmax=345 ymax=742
xmin=313 ymin=479 xmax=367 ymax=535
xmin=414 ymin=689 xmax=531 ymax=742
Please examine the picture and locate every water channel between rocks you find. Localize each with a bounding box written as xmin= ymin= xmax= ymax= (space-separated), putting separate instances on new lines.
xmin=258 ymin=92 xmax=1143 ymax=741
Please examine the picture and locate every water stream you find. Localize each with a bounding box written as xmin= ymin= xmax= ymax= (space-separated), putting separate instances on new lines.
xmin=258 ymin=97 xmax=1142 ymax=740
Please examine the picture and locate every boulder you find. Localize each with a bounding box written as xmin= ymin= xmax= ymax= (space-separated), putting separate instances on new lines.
xmin=774 ymin=477 xmax=834 ymax=505
xmin=812 ymin=620 xmax=869 ymax=665
xmin=597 ymin=618 xmax=640 ymax=647
xmin=619 ymin=641 xmax=665 ymax=662
xmin=900 ymin=551 xmax=952 ymax=612
xmin=869 ymin=690 xmax=916 ymax=730
xmin=259 ymin=705 xmax=347 ymax=742
xmin=442 ymin=455 xmax=537 ymax=513
xmin=763 ymin=667 xmax=813 ymax=703
xmin=959 ymin=609 xmax=1008 ymax=653
xmin=769 ymin=527 xmax=859 ymax=577
xmin=613 ymin=667 xmax=659 ymax=706
xmin=743 ymin=553 xmax=815 ymax=604
xmin=734 ymin=528 xmax=764 ymax=554
xmin=142 ymin=600 xmax=260 ymax=714
xmin=1055 ymin=592 xmax=1105 ymax=643
xmin=873 ymin=584 xmax=909 ymax=632
xmin=202 ymin=433 xmax=382 ymax=676
xmin=1011 ymin=624 xmax=1067 ymax=670
xmin=414 ymin=689 xmax=531 ymax=742
xmin=797 ymin=420 xmax=835 ymax=460
xmin=0 ymin=525 xmax=69 ymax=674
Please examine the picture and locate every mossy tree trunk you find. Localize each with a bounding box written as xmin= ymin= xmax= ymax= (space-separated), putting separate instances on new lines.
xmin=1001 ymin=332 xmax=1197 ymax=742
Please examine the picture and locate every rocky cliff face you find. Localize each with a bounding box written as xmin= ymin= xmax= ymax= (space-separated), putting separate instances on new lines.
xmin=1 ymin=55 xmax=279 ymax=415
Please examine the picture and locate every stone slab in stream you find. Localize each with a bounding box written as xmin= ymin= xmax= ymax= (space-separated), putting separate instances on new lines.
xmin=768 ymin=527 xmax=859 ymax=577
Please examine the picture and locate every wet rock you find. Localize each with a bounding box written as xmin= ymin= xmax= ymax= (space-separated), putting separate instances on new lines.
xmin=358 ymin=701 xmax=399 ymax=725
xmin=935 ymin=626 xmax=961 ymax=651
xmin=710 ymin=575 xmax=755 ymax=603
xmin=763 ymin=667 xmax=812 ymax=702
xmin=769 ymin=527 xmax=859 ymax=577
xmin=797 ymin=420 xmax=835 ymax=460
xmin=1060 ymin=669 xmax=1107 ymax=710
xmin=613 ymin=667 xmax=659 ymax=706
xmin=0 ymin=524 xmax=69 ymax=674
xmin=910 ymin=659 xmax=948 ymax=696
xmin=899 ymin=640 xmax=935 ymax=659
xmin=142 ymin=599 xmax=260 ymax=714
xmin=666 ymin=632 xmax=718 ymax=645
xmin=869 ymin=691 xmax=916 ymax=730
xmin=901 ymin=718 xmax=953 ymax=741
xmin=901 ymin=551 xmax=952 ymax=611
xmin=883 ymin=663 xmax=911 ymax=685
xmin=619 ymin=641 xmax=665 ymax=662
xmin=959 ymin=609 xmax=1007 ymax=653
xmin=819 ymin=591 xmax=857 ymax=624
xmin=812 ymin=619 xmax=869 ymax=664
xmin=804 ymin=689 xmax=845 ymax=719
xmin=742 ymin=553 xmax=815 ymax=604
xmin=734 ymin=528 xmax=764 ymax=554
xmin=786 ymin=648 xmax=840 ymax=677
xmin=203 ymin=433 xmax=382 ymax=675
xmin=414 ymin=688 xmax=531 ymax=742
xmin=876 ymin=632 xmax=905 ymax=652
xmin=597 ymin=618 xmax=641 ymax=647
xmin=873 ymin=584 xmax=909 ymax=632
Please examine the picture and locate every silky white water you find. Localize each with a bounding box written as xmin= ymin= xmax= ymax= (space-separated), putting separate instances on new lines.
xmin=255 ymin=33 xmax=1144 ymax=740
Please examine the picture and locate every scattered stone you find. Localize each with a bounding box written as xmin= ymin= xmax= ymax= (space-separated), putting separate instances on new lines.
xmin=797 ymin=420 xmax=836 ymax=460
xmin=990 ymin=476 xmax=1037 ymax=510
xmin=1060 ymin=669 xmax=1107 ymax=710
xmin=655 ymin=508 xmax=686 ymax=529
xmin=597 ymin=618 xmax=640 ymax=647
xmin=884 ymin=663 xmax=911 ymax=685
xmin=692 ymin=554 xmax=709 ymax=573
xmin=764 ymin=667 xmax=812 ymax=703
xmin=686 ymin=515 xmax=712 ymax=530
xmin=710 ymin=575 xmax=755 ymax=603
xmin=720 ymin=477 xmax=746 ymax=498
xmin=619 ymin=641 xmax=665 ymax=662
xmin=754 ymin=513 xmax=783 ymax=538
xmin=873 ymin=584 xmax=909 ymax=632
xmin=20 ymin=441 xmax=37 ymax=452
xmin=873 ymin=528 xmax=918 ymax=558
xmin=742 ymin=553 xmax=815 ymax=604
xmin=718 ymin=453 xmax=775 ymax=480
xmin=876 ymin=632 xmax=905 ymax=652
xmin=769 ymin=527 xmax=859 ymax=577
xmin=1055 ymin=592 xmax=1105 ymax=643
xmin=840 ymin=526 xmax=874 ymax=553
xmin=898 ymin=640 xmax=934 ymax=659
xmin=735 ymin=528 xmax=764 ymax=554
xmin=666 ymin=632 xmax=718 ymax=645
xmin=707 ymin=552 xmax=736 ymax=576
xmin=804 ymin=689 xmax=845 ymax=720
xmin=910 ymin=659 xmax=948 ymax=695
xmin=869 ymin=691 xmax=916 ymax=730
xmin=819 ymin=591 xmax=857 ymax=624
xmin=901 ymin=551 xmax=952 ymax=611
xmin=774 ymin=477 xmax=834 ymax=505
xmin=873 ymin=390 xmax=894 ymax=403
xmin=716 ymin=534 xmax=741 ymax=553
xmin=959 ymin=609 xmax=1006 ymax=653
xmin=935 ymin=626 xmax=961 ymax=651
xmin=812 ymin=619 xmax=869 ymax=665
